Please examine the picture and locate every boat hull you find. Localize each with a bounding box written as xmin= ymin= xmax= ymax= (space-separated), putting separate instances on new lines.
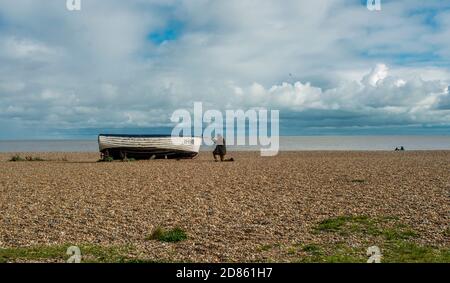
xmin=98 ymin=135 xmax=202 ymax=160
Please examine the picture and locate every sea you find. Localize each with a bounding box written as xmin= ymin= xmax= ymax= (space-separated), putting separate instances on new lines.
xmin=0 ymin=136 xmax=449 ymax=152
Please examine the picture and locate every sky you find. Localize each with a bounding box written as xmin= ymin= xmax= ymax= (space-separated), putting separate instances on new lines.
xmin=0 ymin=0 xmax=450 ymax=139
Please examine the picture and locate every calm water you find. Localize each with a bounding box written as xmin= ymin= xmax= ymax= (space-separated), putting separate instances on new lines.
xmin=0 ymin=136 xmax=449 ymax=152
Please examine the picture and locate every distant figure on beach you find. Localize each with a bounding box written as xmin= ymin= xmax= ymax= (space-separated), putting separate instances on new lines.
xmin=400 ymin=146 xmax=405 ymax=151
xmin=213 ymin=134 xmax=226 ymax=162
xmin=395 ymin=147 xmax=399 ymax=151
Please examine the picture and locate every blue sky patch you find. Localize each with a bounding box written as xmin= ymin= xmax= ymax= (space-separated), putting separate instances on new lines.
xmin=148 ymin=20 xmax=184 ymax=44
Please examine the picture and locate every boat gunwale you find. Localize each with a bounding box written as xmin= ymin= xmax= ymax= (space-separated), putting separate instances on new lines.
xmin=98 ymin=134 xmax=202 ymax=138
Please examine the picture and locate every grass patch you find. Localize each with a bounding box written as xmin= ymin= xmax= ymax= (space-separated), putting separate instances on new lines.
xmin=301 ymin=244 xmax=323 ymax=256
xmin=297 ymin=244 xmax=365 ymax=263
xmin=257 ymin=243 xmax=281 ymax=253
xmin=315 ymin=215 xmax=376 ymax=234
xmin=314 ymin=215 xmax=417 ymax=239
xmin=9 ymin=155 xmax=25 ymax=162
xmin=287 ymin=247 xmax=297 ymax=255
xmin=9 ymin=155 xmax=45 ymax=162
xmin=304 ymin=215 xmax=449 ymax=263
xmin=0 ymin=245 xmax=65 ymax=262
xmin=258 ymin=244 xmax=273 ymax=252
xmin=146 ymin=227 xmax=188 ymax=243
xmin=98 ymin=156 xmax=114 ymax=162
xmin=294 ymin=242 xmax=450 ymax=263
xmin=383 ymin=241 xmax=450 ymax=263
xmin=28 ymin=156 xmax=45 ymax=161
xmin=0 ymin=244 xmax=156 ymax=263
xmin=383 ymin=228 xmax=419 ymax=241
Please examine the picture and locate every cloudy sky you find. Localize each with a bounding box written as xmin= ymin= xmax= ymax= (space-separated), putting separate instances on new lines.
xmin=0 ymin=0 xmax=450 ymax=138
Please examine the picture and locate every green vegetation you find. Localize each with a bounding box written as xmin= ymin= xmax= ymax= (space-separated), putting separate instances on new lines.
xmin=293 ymin=215 xmax=450 ymax=263
xmin=301 ymin=244 xmax=322 ymax=256
xmin=0 ymin=244 xmax=159 ymax=263
xmin=99 ymin=156 xmax=138 ymax=162
xmin=9 ymin=155 xmax=45 ymax=162
xmin=259 ymin=244 xmax=274 ymax=252
xmin=290 ymin=240 xmax=449 ymax=263
xmin=297 ymin=244 xmax=365 ymax=263
xmin=98 ymin=156 xmax=114 ymax=162
xmin=257 ymin=243 xmax=282 ymax=253
xmin=314 ymin=215 xmax=420 ymax=240
xmin=146 ymin=227 xmax=188 ymax=243
xmin=0 ymin=245 xmax=66 ymax=262
xmin=383 ymin=241 xmax=450 ymax=263
xmin=382 ymin=228 xmax=418 ymax=241
xmin=314 ymin=215 xmax=379 ymax=235
xmin=257 ymin=215 xmax=448 ymax=263
xmin=9 ymin=155 xmax=25 ymax=162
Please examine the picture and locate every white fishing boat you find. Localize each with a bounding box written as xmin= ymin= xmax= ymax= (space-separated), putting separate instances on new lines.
xmin=98 ymin=134 xmax=202 ymax=160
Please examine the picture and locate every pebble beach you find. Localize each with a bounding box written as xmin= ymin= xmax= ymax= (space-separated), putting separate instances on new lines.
xmin=0 ymin=151 xmax=449 ymax=262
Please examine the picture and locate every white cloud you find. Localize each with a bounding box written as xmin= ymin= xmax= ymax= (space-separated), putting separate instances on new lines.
xmin=1 ymin=37 xmax=51 ymax=59
xmin=363 ymin=64 xmax=389 ymax=87
xmin=227 ymin=64 xmax=449 ymax=125
xmin=0 ymin=0 xmax=449 ymax=137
